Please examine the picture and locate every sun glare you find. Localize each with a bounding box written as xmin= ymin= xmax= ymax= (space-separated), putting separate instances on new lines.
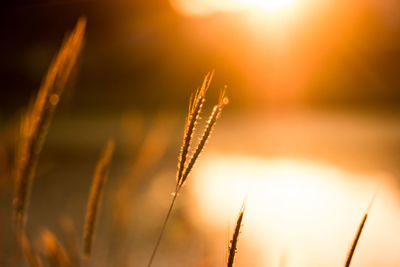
xmin=189 ymin=153 xmax=400 ymax=266
xmin=170 ymin=0 xmax=298 ymax=16
xmin=240 ymin=0 xmax=295 ymax=9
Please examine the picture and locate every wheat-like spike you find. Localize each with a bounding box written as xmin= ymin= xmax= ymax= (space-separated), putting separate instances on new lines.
xmin=227 ymin=201 xmax=246 ymax=267
xmin=18 ymin=232 xmax=44 ymax=267
xmin=83 ymin=140 xmax=114 ymax=258
xmin=344 ymin=213 xmax=368 ymax=267
xmin=147 ymin=73 xmax=225 ymax=267
xmin=41 ymin=229 xmax=71 ymax=267
xmin=344 ymin=192 xmax=376 ymax=267
xmin=13 ymin=17 xmax=86 ymax=233
xmin=176 ymin=71 xmax=214 ymax=187
xmin=178 ymin=89 xmax=228 ymax=189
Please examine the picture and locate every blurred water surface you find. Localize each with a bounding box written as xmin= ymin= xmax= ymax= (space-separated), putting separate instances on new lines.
xmin=2 ymin=109 xmax=400 ymax=266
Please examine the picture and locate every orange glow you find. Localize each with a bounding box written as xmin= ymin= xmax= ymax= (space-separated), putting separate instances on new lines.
xmin=189 ymin=153 xmax=400 ymax=266
xmin=170 ymin=0 xmax=298 ymax=16
xmin=242 ymin=0 xmax=295 ymax=8
xmin=168 ymin=0 xmax=368 ymax=108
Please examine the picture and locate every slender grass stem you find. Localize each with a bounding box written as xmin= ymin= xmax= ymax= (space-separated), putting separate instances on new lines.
xmin=147 ymin=190 xmax=179 ymax=267
xmin=147 ymin=75 xmax=227 ymax=267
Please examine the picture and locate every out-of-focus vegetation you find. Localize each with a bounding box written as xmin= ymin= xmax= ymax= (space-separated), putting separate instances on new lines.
xmin=1 ymin=0 xmax=400 ymax=266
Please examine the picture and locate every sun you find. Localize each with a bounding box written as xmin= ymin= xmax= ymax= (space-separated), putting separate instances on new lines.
xmin=170 ymin=0 xmax=298 ymax=16
xmin=239 ymin=0 xmax=296 ymax=9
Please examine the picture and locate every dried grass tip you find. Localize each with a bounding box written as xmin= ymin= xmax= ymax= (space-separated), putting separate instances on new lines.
xmin=83 ymin=140 xmax=115 ymax=258
xmin=227 ymin=200 xmax=246 ymax=267
xmin=176 ymin=73 xmax=228 ymax=190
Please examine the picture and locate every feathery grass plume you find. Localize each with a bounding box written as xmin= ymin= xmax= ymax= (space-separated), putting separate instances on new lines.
xmin=13 ymin=17 xmax=86 ymax=233
xmin=179 ymin=89 xmax=228 ymax=189
xmin=176 ymin=71 xmax=214 ymax=188
xmin=60 ymin=217 xmax=81 ymax=267
xmin=344 ymin=192 xmax=377 ymax=267
xmin=147 ymin=74 xmax=228 ymax=267
xmin=18 ymin=232 xmax=44 ymax=267
xmin=227 ymin=200 xmax=246 ymax=267
xmin=83 ymin=140 xmax=115 ymax=258
xmin=41 ymin=229 xmax=71 ymax=267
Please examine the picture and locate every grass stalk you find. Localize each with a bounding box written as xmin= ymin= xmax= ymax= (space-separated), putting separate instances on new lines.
xmin=179 ymin=90 xmax=228 ymax=188
xmin=83 ymin=140 xmax=115 ymax=258
xmin=344 ymin=192 xmax=377 ymax=267
xmin=146 ymin=192 xmax=178 ymax=267
xmin=176 ymin=71 xmax=213 ymax=187
xmin=147 ymin=74 xmax=228 ymax=267
xmin=227 ymin=201 xmax=246 ymax=267
xmin=345 ymin=214 xmax=368 ymax=267
xmin=13 ymin=17 xmax=86 ymax=233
